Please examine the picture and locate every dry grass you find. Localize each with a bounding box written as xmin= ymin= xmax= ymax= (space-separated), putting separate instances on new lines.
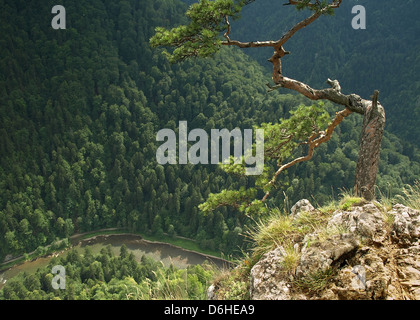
xmin=279 ymin=244 xmax=301 ymax=273
xmin=213 ymin=184 xmax=420 ymax=300
xmin=293 ymin=267 xmax=337 ymax=295
xmin=248 ymin=209 xmax=297 ymax=258
xmin=397 ymin=181 xmax=420 ymax=210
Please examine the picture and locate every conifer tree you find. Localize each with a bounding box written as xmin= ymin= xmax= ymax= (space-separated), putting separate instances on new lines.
xmin=151 ymin=0 xmax=385 ymax=205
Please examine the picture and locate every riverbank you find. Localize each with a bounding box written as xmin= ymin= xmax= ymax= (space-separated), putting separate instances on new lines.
xmin=0 ymin=239 xmax=70 ymax=272
xmin=1 ymin=228 xmax=233 ymax=273
xmin=0 ymin=230 xmax=234 ymax=290
xmin=70 ymin=228 xmax=229 ymax=260
xmin=77 ymin=233 xmax=234 ymax=270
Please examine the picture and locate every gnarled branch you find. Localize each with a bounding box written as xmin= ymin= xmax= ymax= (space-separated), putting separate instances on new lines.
xmin=262 ymin=107 xmax=352 ymax=202
xmin=267 ymin=77 xmax=366 ymax=115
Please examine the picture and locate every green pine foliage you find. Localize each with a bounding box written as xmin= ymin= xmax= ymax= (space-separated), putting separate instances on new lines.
xmin=150 ymin=0 xmax=247 ymax=62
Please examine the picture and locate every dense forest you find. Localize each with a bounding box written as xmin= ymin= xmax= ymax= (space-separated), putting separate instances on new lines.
xmin=1 ymin=0 xmax=419 ymax=272
xmin=0 ymin=244 xmax=215 ymax=299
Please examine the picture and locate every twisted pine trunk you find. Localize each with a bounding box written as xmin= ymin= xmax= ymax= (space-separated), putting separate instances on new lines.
xmin=354 ymin=91 xmax=385 ymax=200
xmin=267 ymin=74 xmax=386 ymax=201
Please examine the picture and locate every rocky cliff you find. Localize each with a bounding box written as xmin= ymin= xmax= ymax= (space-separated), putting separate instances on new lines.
xmin=211 ymin=199 xmax=420 ymax=300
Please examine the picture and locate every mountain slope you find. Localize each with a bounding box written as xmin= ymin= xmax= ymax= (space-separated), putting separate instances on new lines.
xmin=0 ymin=0 xmax=419 ymax=263
xmin=0 ymin=0 xmax=297 ymax=260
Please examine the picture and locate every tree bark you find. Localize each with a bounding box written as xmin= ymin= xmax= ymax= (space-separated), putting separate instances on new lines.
xmin=354 ymin=91 xmax=385 ymax=200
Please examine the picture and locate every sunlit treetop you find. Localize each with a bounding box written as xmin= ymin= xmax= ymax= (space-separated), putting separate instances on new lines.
xmin=150 ymin=0 xmax=339 ymax=63
xmin=150 ymin=0 xmax=246 ymax=62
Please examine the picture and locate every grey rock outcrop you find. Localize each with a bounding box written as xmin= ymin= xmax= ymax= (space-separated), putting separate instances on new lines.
xmin=390 ymin=204 xmax=420 ymax=245
xmin=248 ymin=201 xmax=420 ymax=300
xmin=295 ymin=233 xmax=360 ymax=279
xmin=249 ymin=247 xmax=293 ymax=300
xmin=290 ymin=199 xmax=315 ymax=219
xmin=327 ymin=202 xmax=388 ymax=243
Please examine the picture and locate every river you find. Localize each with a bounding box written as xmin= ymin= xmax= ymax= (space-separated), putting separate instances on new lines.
xmin=0 ymin=234 xmax=232 ymax=290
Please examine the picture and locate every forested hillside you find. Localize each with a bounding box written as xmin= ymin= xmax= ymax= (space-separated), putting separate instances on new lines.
xmin=0 ymin=0 xmax=419 ymax=264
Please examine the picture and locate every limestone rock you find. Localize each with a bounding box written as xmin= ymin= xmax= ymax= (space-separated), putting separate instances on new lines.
xmin=390 ymin=204 xmax=420 ymax=246
xmin=207 ymin=284 xmax=216 ymax=300
xmin=290 ymin=199 xmax=315 ymax=219
xmin=249 ymin=247 xmax=293 ymax=300
xmin=245 ymin=202 xmax=420 ymax=300
xmin=296 ymin=233 xmax=360 ymax=278
xmin=327 ymin=202 xmax=388 ymax=243
xmin=395 ymin=244 xmax=420 ymax=299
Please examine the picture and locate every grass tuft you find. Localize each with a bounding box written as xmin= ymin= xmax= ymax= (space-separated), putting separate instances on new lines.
xmin=339 ymin=196 xmax=364 ymax=211
xmin=293 ymin=267 xmax=336 ymax=295
xmin=247 ymin=209 xmax=293 ymax=255
xmin=396 ymin=180 xmax=420 ymax=210
xmin=280 ymin=244 xmax=301 ymax=273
